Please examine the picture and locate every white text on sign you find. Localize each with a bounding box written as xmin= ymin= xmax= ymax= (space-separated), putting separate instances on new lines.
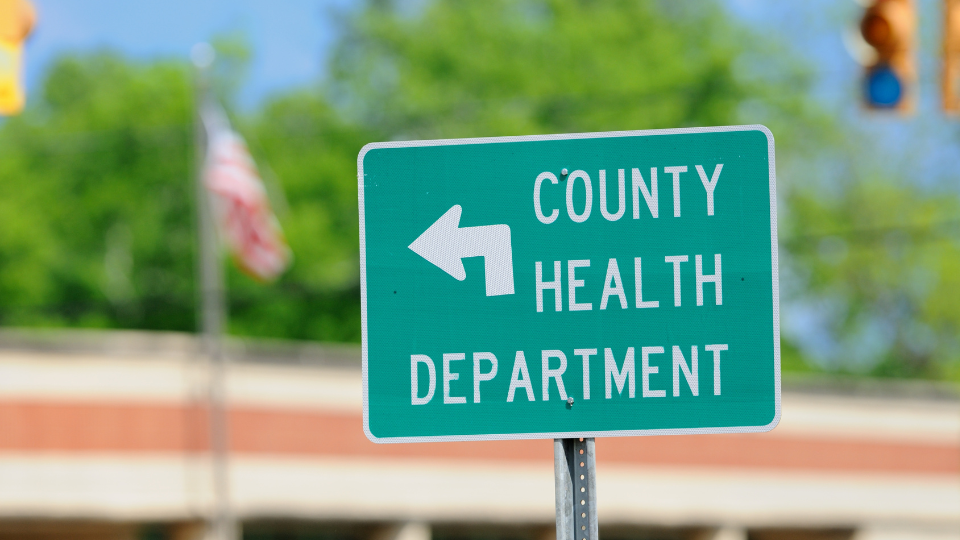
xmin=535 ymin=255 xmax=721 ymax=312
xmin=409 ymin=345 xmax=728 ymax=405
xmin=533 ymin=165 xmax=723 ymax=224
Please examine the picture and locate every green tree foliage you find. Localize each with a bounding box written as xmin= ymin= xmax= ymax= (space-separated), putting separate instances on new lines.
xmin=781 ymin=176 xmax=960 ymax=379
xmin=0 ymin=54 xmax=196 ymax=330
xmin=0 ymin=54 xmax=368 ymax=340
xmin=329 ymin=0 xmax=753 ymax=138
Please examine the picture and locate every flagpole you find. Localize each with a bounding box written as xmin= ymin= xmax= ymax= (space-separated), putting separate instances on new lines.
xmin=191 ymin=42 xmax=237 ymax=540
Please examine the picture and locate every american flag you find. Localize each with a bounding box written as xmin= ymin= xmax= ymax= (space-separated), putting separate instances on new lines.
xmin=201 ymin=102 xmax=291 ymax=282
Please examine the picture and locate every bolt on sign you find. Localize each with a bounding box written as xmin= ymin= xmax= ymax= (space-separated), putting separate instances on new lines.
xmin=358 ymin=125 xmax=780 ymax=443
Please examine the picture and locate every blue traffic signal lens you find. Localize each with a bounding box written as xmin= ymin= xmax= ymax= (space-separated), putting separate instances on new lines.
xmin=865 ymin=64 xmax=902 ymax=107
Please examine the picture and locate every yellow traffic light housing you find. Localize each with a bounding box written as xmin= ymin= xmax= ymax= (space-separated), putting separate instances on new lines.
xmin=944 ymin=0 xmax=960 ymax=112
xmin=860 ymin=0 xmax=916 ymax=111
xmin=0 ymin=0 xmax=35 ymax=115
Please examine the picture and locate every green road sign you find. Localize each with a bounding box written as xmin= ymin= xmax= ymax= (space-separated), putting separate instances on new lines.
xmin=358 ymin=125 xmax=780 ymax=443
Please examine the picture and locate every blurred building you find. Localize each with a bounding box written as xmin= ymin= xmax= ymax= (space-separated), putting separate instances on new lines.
xmin=0 ymin=329 xmax=956 ymax=540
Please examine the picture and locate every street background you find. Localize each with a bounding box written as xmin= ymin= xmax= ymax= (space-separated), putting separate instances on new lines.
xmin=0 ymin=1 xmax=957 ymax=540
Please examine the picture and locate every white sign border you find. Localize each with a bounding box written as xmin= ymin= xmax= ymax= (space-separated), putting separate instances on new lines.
xmin=357 ymin=124 xmax=780 ymax=444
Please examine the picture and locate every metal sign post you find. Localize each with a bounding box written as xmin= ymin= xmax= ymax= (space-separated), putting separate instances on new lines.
xmin=555 ymin=438 xmax=597 ymax=540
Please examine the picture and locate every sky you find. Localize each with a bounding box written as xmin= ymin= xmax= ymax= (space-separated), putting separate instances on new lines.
xmin=23 ymin=0 xmax=353 ymax=108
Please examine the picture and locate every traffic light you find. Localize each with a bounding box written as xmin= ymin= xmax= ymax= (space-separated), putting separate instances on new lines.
xmin=944 ymin=0 xmax=960 ymax=112
xmin=859 ymin=0 xmax=916 ymax=111
xmin=0 ymin=0 xmax=35 ymax=115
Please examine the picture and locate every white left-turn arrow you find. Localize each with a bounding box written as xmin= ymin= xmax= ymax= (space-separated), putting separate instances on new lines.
xmin=408 ymin=205 xmax=515 ymax=296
